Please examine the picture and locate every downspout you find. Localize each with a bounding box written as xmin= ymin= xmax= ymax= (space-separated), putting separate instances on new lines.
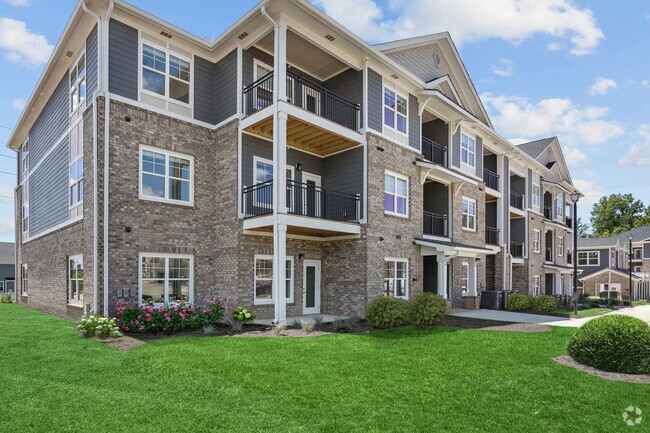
xmin=81 ymin=0 xmax=101 ymax=314
xmin=103 ymin=1 xmax=114 ymax=317
xmin=501 ymin=147 xmax=519 ymax=291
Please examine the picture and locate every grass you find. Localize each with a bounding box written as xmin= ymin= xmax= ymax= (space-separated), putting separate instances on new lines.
xmin=0 ymin=305 xmax=648 ymax=433
xmin=552 ymin=307 xmax=612 ymax=318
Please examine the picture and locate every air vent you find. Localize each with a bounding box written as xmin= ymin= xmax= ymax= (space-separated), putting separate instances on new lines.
xmin=160 ymin=31 xmax=172 ymax=39
xmin=65 ymin=50 xmax=74 ymax=58
xmin=238 ymin=32 xmax=249 ymax=40
xmin=324 ymin=34 xmax=336 ymax=41
xmin=391 ymin=74 xmax=399 ymax=80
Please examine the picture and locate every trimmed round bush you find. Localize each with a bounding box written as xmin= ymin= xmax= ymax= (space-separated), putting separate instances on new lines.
xmin=568 ymin=315 xmax=650 ymax=374
xmin=533 ymin=295 xmax=558 ymax=312
xmin=366 ymin=296 xmax=409 ymax=329
xmin=506 ymin=294 xmax=532 ymax=311
xmin=408 ymin=293 xmax=446 ymax=328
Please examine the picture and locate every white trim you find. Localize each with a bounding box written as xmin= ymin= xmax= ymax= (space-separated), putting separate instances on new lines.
xmin=68 ymin=45 xmax=87 ymax=118
xmin=532 ymin=229 xmax=541 ymax=253
xmin=254 ymin=254 xmax=295 ymax=306
xmin=577 ymin=250 xmax=600 ymax=267
xmin=532 ymin=183 xmax=540 ymax=210
xmin=384 ymin=170 xmax=409 ymax=218
xmin=302 ymin=259 xmax=321 ymax=314
xmin=382 ymin=82 xmax=409 ymax=139
xmin=461 ymin=196 xmax=477 ymax=231
xmin=383 ymin=257 xmax=409 ymax=299
xmin=138 ymin=252 xmax=194 ymax=306
xmin=21 ymin=215 xmax=83 ymax=244
xmin=68 ymin=254 xmax=84 ymax=306
xmin=459 ymin=129 xmax=476 ymax=176
xmin=557 ymin=235 xmax=564 ymax=257
xmin=301 ymin=171 xmax=322 ymax=216
xmin=533 ymin=275 xmax=541 ymax=296
xmin=253 ymin=58 xmax=273 ymax=81
xmin=139 ymin=145 xmax=194 ymax=206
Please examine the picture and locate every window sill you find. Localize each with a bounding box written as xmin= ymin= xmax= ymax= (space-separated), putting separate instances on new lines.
xmin=66 ymin=303 xmax=83 ymax=309
xmin=254 ymin=300 xmax=293 ymax=306
xmin=461 ymin=227 xmax=477 ymax=232
xmin=139 ymin=196 xmax=194 ymax=208
xmin=384 ymin=211 xmax=409 ymax=219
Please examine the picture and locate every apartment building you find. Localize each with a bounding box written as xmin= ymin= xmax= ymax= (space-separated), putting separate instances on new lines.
xmin=8 ymin=0 xmax=580 ymax=322
xmin=577 ymin=226 xmax=650 ymax=299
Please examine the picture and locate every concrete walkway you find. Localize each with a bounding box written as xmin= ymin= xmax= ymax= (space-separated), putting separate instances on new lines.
xmin=449 ymin=305 xmax=650 ymax=328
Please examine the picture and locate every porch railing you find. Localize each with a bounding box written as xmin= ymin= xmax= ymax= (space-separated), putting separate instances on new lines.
xmin=422 ymin=137 xmax=447 ymax=166
xmin=485 ymin=226 xmax=499 ymax=246
xmin=510 ymin=191 xmax=524 ymax=210
xmin=483 ymin=168 xmax=499 ymax=191
xmin=242 ymin=180 xmax=361 ymax=223
xmin=243 ymin=71 xmax=361 ymax=132
xmin=510 ymin=241 xmax=524 ymax=258
xmin=423 ymin=211 xmax=448 ymax=237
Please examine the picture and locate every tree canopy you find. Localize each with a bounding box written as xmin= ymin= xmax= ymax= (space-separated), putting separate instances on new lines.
xmin=589 ymin=194 xmax=650 ymax=237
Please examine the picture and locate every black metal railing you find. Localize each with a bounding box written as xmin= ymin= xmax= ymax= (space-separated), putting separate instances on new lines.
xmin=485 ymin=226 xmax=499 ymax=246
xmin=510 ymin=241 xmax=524 ymax=258
xmin=544 ymin=206 xmax=552 ymax=220
xmin=422 ymin=137 xmax=447 ymax=167
xmin=545 ymin=248 xmax=553 ymax=262
xmin=242 ymin=180 xmax=361 ymax=223
xmin=243 ymin=73 xmax=274 ymax=116
xmin=565 ymin=216 xmax=573 ymax=228
xmin=483 ymin=168 xmax=499 ymax=191
xmin=510 ymin=191 xmax=524 ymax=210
xmin=243 ymin=71 xmax=361 ymax=132
xmin=423 ymin=211 xmax=448 ymax=237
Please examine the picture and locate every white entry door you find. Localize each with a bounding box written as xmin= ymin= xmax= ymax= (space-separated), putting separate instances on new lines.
xmin=302 ymin=172 xmax=322 ymax=218
xmin=303 ymin=260 xmax=321 ymax=314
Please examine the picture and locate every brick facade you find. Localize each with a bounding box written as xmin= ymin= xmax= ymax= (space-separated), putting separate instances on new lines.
xmin=581 ymin=271 xmax=633 ymax=300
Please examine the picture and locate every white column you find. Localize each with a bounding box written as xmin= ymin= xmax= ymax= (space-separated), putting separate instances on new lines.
xmin=273 ymin=223 xmax=288 ymax=323
xmin=437 ymin=255 xmax=448 ymax=299
xmin=468 ymin=257 xmax=477 ymax=296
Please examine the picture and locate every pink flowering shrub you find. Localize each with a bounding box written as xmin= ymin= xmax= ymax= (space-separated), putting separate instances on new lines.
xmin=116 ymin=298 xmax=226 ymax=334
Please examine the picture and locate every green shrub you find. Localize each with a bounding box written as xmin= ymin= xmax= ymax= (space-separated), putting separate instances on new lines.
xmin=76 ymin=314 xmax=121 ymax=338
xmin=0 ymin=293 xmax=14 ymax=304
xmin=568 ymin=315 xmax=650 ymax=374
xmin=233 ymin=307 xmax=256 ymax=322
xmin=333 ymin=320 xmax=353 ymax=333
xmin=506 ymin=294 xmax=532 ymax=311
xmin=408 ymin=293 xmax=446 ymax=328
xmin=366 ymin=297 xmax=409 ymax=329
xmin=533 ymin=295 xmax=558 ymax=312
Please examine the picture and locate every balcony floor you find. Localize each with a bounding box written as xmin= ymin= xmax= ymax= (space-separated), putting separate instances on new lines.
xmin=243 ymin=213 xmax=361 ymax=238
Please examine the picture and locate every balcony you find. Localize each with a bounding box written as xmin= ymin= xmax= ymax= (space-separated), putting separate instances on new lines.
xmin=567 ymin=251 xmax=573 ymax=264
xmin=510 ymin=241 xmax=524 ymax=258
xmin=242 ymin=180 xmax=360 ymax=223
xmin=422 ymin=137 xmax=447 ymax=167
xmin=545 ymin=248 xmax=553 ymax=262
xmin=423 ymin=211 xmax=448 ymax=237
xmin=483 ymin=168 xmax=499 ymax=191
xmin=510 ymin=191 xmax=525 ymax=210
xmin=565 ymin=216 xmax=573 ymax=228
xmin=485 ymin=226 xmax=499 ymax=246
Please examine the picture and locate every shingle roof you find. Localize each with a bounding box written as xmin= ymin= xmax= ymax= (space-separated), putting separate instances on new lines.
xmin=616 ymin=226 xmax=650 ymax=243
xmin=0 ymin=242 xmax=15 ymax=264
xmin=578 ymin=236 xmax=618 ymax=248
xmin=516 ymin=137 xmax=556 ymax=159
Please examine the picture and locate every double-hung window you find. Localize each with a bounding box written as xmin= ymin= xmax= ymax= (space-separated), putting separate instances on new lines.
xmin=69 ymin=123 xmax=84 ymax=218
xmin=384 ymin=172 xmax=408 ymax=217
xmin=20 ymin=264 xmax=27 ymax=295
xmin=532 ymin=184 xmax=540 ymax=210
xmin=558 ymin=236 xmax=564 ymax=257
xmin=577 ymin=251 xmax=599 ymax=266
xmin=68 ymin=255 xmax=84 ymax=306
xmin=533 ymin=275 xmax=541 ymax=296
xmin=383 ymin=87 xmax=407 ymax=135
xmin=70 ymin=51 xmax=86 ymax=114
xmin=533 ymin=229 xmax=541 ymax=253
xmin=384 ymin=259 xmax=408 ymax=298
xmin=556 ymin=195 xmax=564 ymax=219
xmin=460 ymin=131 xmax=476 ymax=172
xmin=253 ymin=255 xmax=294 ymax=305
xmin=140 ymin=146 xmax=193 ymax=205
xmin=22 ymin=182 xmax=29 ymax=236
xmin=461 ymin=262 xmax=469 ymax=294
xmin=20 ymin=140 xmax=29 ymax=177
xmin=461 ymin=197 xmax=477 ymax=231
xmin=142 ymin=43 xmax=191 ymax=105
xmin=252 ymin=157 xmax=294 ymax=209
xmin=139 ymin=254 xmax=193 ymax=305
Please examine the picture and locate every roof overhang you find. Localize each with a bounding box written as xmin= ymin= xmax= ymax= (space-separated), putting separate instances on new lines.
xmin=415 ymin=238 xmax=498 ymax=257
xmin=578 ymin=267 xmax=644 ymax=282
xmin=416 ymin=159 xmax=476 ymax=186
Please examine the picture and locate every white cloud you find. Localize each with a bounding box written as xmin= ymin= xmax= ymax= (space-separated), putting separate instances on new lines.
xmin=619 ymin=125 xmax=650 ymax=167
xmin=314 ymin=0 xmax=604 ymax=55
xmin=563 ymin=147 xmax=588 ymax=165
xmin=11 ymin=98 xmax=25 ymax=110
xmin=589 ymin=77 xmax=618 ymax=96
xmin=0 ymin=185 xmax=15 ymax=204
xmin=0 ymin=18 xmax=53 ymax=66
xmin=547 ymin=42 xmax=562 ymax=51
xmin=573 ymin=178 xmax=605 ymax=213
xmin=4 ymin=0 xmax=31 ymax=6
xmin=642 ymin=80 xmax=650 ymax=88
xmin=491 ymin=58 xmax=514 ymax=77
xmin=481 ymin=93 xmax=624 ymax=149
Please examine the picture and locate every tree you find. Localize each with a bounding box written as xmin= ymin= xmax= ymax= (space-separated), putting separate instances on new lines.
xmin=590 ymin=194 xmax=648 ymax=237
xmin=576 ymin=217 xmax=590 ymax=238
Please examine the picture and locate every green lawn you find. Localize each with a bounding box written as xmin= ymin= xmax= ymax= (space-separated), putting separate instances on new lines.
xmin=553 ymin=307 xmax=612 ymax=318
xmin=0 ymin=305 xmax=647 ymax=433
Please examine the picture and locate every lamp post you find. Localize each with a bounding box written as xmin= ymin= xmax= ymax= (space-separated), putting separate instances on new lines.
xmin=570 ymin=192 xmax=581 ymax=315
xmin=628 ymin=234 xmax=634 ymax=302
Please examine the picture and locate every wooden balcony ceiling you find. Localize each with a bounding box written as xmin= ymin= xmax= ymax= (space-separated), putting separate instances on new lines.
xmin=249 ymin=222 xmax=355 ymax=238
xmin=244 ymin=115 xmax=358 ymax=156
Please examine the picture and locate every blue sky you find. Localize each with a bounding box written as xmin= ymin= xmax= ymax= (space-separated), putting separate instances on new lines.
xmin=0 ymin=0 xmax=649 ymax=242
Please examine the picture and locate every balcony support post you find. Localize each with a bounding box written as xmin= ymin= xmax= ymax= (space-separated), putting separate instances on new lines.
xmin=467 ymin=257 xmax=477 ymax=296
xmin=437 ymin=255 xmax=448 ymax=300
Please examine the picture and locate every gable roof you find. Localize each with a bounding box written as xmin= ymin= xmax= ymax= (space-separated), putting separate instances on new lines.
xmin=578 ymin=267 xmax=644 ymax=282
xmin=0 ymin=243 xmax=15 ymax=265
xmin=516 ymin=136 xmax=572 ymax=184
xmin=616 ymin=226 xmax=650 ymax=244
xmin=517 ymin=137 xmax=555 ymax=159
xmin=578 ymin=236 xmax=619 ymax=249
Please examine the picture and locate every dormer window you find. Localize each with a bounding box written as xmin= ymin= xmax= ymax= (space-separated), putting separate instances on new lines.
xmin=70 ymin=51 xmax=86 ymax=114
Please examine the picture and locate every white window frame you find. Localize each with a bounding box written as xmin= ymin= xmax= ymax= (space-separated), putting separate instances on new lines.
xmin=634 ymin=265 xmax=642 ymax=272
xmin=533 ymin=275 xmax=541 ymax=296
xmin=555 ymin=195 xmax=564 ymax=219
xmin=0 ymin=281 xmax=4 ymax=293
xmin=139 ymin=145 xmax=194 ymax=206
xmin=253 ymin=254 xmax=294 ymax=305
xmin=532 ymin=184 xmax=540 ymax=210
xmin=382 ymin=84 xmax=408 ymax=137
xmin=138 ymin=253 xmax=194 ymax=306
xmin=461 ymin=261 xmax=469 ymax=294
xmin=69 ymin=48 xmax=86 ymax=116
xmin=533 ymin=229 xmax=541 ymax=253
xmin=461 ymin=196 xmax=477 ymax=231
xmin=384 ymin=171 xmax=409 ymax=218
xmin=22 ymin=181 xmax=29 ymax=237
xmin=20 ymin=140 xmax=29 ymax=177
xmin=460 ymin=130 xmax=477 ymax=174
xmin=253 ymin=59 xmax=273 ymax=82
xmin=252 ymin=156 xmax=295 ymax=209
xmin=558 ymin=236 xmax=564 ymax=257
xmin=383 ymin=258 xmax=409 ymax=299
xmin=68 ymin=255 xmax=84 ymax=306
xmin=20 ymin=264 xmax=27 ymax=295
xmin=69 ymin=122 xmax=84 ymax=219
xmin=139 ymin=39 xmax=193 ymax=108
xmin=598 ymin=283 xmax=620 ymax=299
xmin=577 ymin=251 xmax=599 ymax=266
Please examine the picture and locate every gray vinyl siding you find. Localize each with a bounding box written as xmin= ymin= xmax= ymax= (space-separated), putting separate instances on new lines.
xmin=193 ymin=56 xmax=216 ymax=124
xmin=108 ymin=19 xmax=138 ymax=100
xmin=29 ymin=138 xmax=70 ymax=236
xmin=408 ymin=94 xmax=420 ymax=151
xmin=579 ymin=248 xmax=613 ymax=278
xmin=527 ymin=169 xmax=533 ymax=209
xmin=367 ymin=68 xmax=382 ymax=133
xmin=323 ymin=68 xmax=363 ymax=128
xmin=0 ymin=264 xmax=14 ymax=287
xmin=451 ymin=130 xmax=460 ymax=168
xmin=29 ymin=73 xmax=68 ymax=167
xmin=475 ymin=135 xmax=483 ymax=177
xmin=322 ymin=146 xmax=364 ymax=218
xmin=86 ymin=24 xmax=98 ymax=98
xmin=242 ymin=47 xmax=274 ymax=89
xmin=644 ymin=243 xmax=650 ymax=259
xmin=214 ymin=49 xmax=238 ymax=123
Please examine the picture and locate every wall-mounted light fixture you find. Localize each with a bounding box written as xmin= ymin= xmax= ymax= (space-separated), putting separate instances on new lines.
xmin=296 ymin=163 xmax=302 ymax=171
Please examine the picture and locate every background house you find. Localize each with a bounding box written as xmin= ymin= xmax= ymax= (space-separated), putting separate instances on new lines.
xmin=0 ymin=242 xmax=16 ymax=295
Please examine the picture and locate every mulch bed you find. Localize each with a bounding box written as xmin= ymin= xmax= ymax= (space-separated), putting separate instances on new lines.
xmin=554 ymin=356 xmax=650 ymax=384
